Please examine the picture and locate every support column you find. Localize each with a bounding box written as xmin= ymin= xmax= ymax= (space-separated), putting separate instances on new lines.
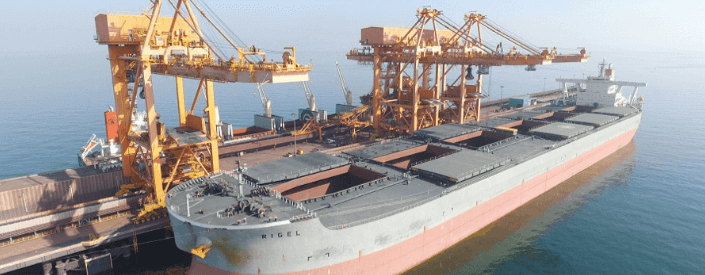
xmin=475 ymin=97 xmax=482 ymax=121
xmin=459 ymin=65 xmax=467 ymax=124
xmin=397 ymin=62 xmax=404 ymax=102
xmin=108 ymin=45 xmax=137 ymax=179
xmin=422 ymin=64 xmax=430 ymax=90
xmin=141 ymin=61 xmax=165 ymax=205
xmin=475 ymin=74 xmax=483 ymax=121
xmin=412 ymin=58 xmax=420 ymax=131
xmin=205 ymin=80 xmax=220 ymax=173
xmin=383 ymin=63 xmax=393 ymax=97
xmin=372 ymin=48 xmax=382 ymax=131
xmin=441 ymin=64 xmax=447 ymax=112
xmin=433 ymin=63 xmax=441 ymax=126
xmin=630 ymin=87 xmax=639 ymax=104
xmin=176 ymin=76 xmax=187 ymax=126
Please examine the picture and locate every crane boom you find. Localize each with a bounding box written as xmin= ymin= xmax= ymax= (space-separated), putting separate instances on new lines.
xmin=256 ymin=82 xmax=273 ymax=117
xmin=301 ymin=81 xmax=316 ymax=111
xmin=336 ymin=61 xmax=354 ymax=105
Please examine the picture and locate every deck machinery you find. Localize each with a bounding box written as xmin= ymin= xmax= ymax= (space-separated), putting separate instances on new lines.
xmin=347 ymin=8 xmax=589 ymax=134
xmin=94 ymin=0 xmax=311 ymax=214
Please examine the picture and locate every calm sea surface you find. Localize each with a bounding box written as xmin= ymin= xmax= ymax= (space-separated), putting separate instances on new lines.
xmin=1 ymin=49 xmax=703 ymax=274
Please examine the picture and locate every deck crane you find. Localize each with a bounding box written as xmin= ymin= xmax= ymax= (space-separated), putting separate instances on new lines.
xmin=256 ymin=81 xmax=273 ymax=118
xmin=297 ymin=80 xmax=329 ymax=123
xmin=336 ymin=61 xmax=354 ymax=106
xmin=301 ymin=81 xmax=317 ymax=113
xmin=94 ymin=0 xmax=311 ymax=218
xmin=347 ymin=8 xmax=589 ymax=134
xmin=335 ymin=61 xmax=359 ymax=115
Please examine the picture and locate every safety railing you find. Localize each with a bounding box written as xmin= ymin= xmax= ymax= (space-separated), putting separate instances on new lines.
xmin=409 ymin=148 xmax=462 ymax=167
xmin=300 ymin=177 xmax=388 ymax=205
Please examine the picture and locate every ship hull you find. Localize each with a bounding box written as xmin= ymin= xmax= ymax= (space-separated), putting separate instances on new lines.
xmin=169 ymin=113 xmax=641 ymax=275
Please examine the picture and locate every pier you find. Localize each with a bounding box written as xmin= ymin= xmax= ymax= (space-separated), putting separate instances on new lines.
xmin=0 ymin=167 xmax=167 ymax=274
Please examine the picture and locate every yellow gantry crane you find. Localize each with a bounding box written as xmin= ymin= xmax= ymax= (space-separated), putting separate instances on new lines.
xmin=95 ymin=0 xmax=311 ymax=213
xmin=347 ymin=8 xmax=589 ymax=134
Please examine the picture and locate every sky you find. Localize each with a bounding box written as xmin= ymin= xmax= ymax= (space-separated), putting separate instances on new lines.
xmin=0 ymin=0 xmax=703 ymax=57
xmin=0 ymin=0 xmax=702 ymax=178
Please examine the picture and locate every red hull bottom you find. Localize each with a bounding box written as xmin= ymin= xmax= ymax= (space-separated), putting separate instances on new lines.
xmin=190 ymin=128 xmax=638 ymax=275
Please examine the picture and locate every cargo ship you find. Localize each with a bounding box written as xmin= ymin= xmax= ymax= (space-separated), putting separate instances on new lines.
xmin=0 ymin=2 xmax=650 ymax=274
xmin=165 ymin=62 xmax=646 ymax=275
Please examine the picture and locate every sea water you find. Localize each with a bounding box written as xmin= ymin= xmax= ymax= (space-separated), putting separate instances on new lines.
xmin=1 ymin=49 xmax=703 ymax=274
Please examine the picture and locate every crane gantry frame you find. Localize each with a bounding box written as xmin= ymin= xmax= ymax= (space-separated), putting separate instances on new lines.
xmin=347 ymin=8 xmax=589 ymax=134
xmin=95 ymin=0 xmax=311 ymax=208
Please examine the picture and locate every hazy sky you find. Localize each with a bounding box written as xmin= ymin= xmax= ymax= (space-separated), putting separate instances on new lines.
xmin=0 ymin=0 xmax=701 ymax=179
xmin=0 ymin=0 xmax=703 ymax=57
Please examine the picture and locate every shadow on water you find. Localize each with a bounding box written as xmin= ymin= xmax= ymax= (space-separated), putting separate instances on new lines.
xmin=108 ymin=229 xmax=192 ymax=275
xmin=403 ymin=141 xmax=638 ymax=275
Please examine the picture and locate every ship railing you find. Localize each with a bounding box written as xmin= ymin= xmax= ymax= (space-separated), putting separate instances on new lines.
xmin=326 ymin=130 xmax=598 ymax=229
xmin=448 ymin=156 xmax=521 ymax=191
xmin=322 ymin=142 xmax=370 ymax=155
xmin=171 ymin=175 xmax=207 ymax=194
xmin=316 ymin=187 xmax=442 ymax=223
xmin=300 ymin=177 xmax=390 ymax=205
xmin=339 ymin=136 xmax=407 ymax=157
xmin=551 ymin=136 xmax=578 ymax=149
xmin=444 ymin=148 xmax=551 ymax=195
xmin=397 ymin=187 xmax=441 ymax=202
xmin=326 ymin=189 xmax=444 ymax=230
xmin=320 ymin=186 xmax=443 ymax=216
xmin=327 ymin=151 xmax=550 ymax=230
xmin=233 ymin=173 xmax=313 ymax=217
xmin=356 ymin=136 xmax=405 ymax=149
xmin=251 ymin=160 xmax=351 ymax=183
xmin=409 ymin=148 xmax=462 ymax=167
xmin=477 ymin=134 xmax=525 ymax=152
xmin=413 ymin=154 xmax=510 ymax=186
xmin=329 ymin=180 xmax=479 ymax=229
xmin=361 ymin=159 xmax=408 ymax=173
xmin=289 ymin=211 xmax=317 ymax=223
xmin=326 ymin=161 xmax=520 ymax=229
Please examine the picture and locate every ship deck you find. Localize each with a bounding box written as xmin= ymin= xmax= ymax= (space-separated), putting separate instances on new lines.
xmin=165 ymin=104 xmax=641 ymax=229
xmin=165 ymin=174 xmax=308 ymax=226
xmin=413 ymin=124 xmax=481 ymax=140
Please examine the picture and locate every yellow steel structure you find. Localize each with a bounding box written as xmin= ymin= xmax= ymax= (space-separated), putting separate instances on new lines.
xmin=335 ymin=105 xmax=371 ymax=138
xmin=347 ymin=8 xmax=588 ymax=133
xmin=95 ymin=0 xmax=311 ymax=208
xmin=294 ymin=105 xmax=372 ymax=143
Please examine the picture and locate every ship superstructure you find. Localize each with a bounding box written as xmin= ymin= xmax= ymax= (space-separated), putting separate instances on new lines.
xmin=558 ymin=58 xmax=646 ymax=108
